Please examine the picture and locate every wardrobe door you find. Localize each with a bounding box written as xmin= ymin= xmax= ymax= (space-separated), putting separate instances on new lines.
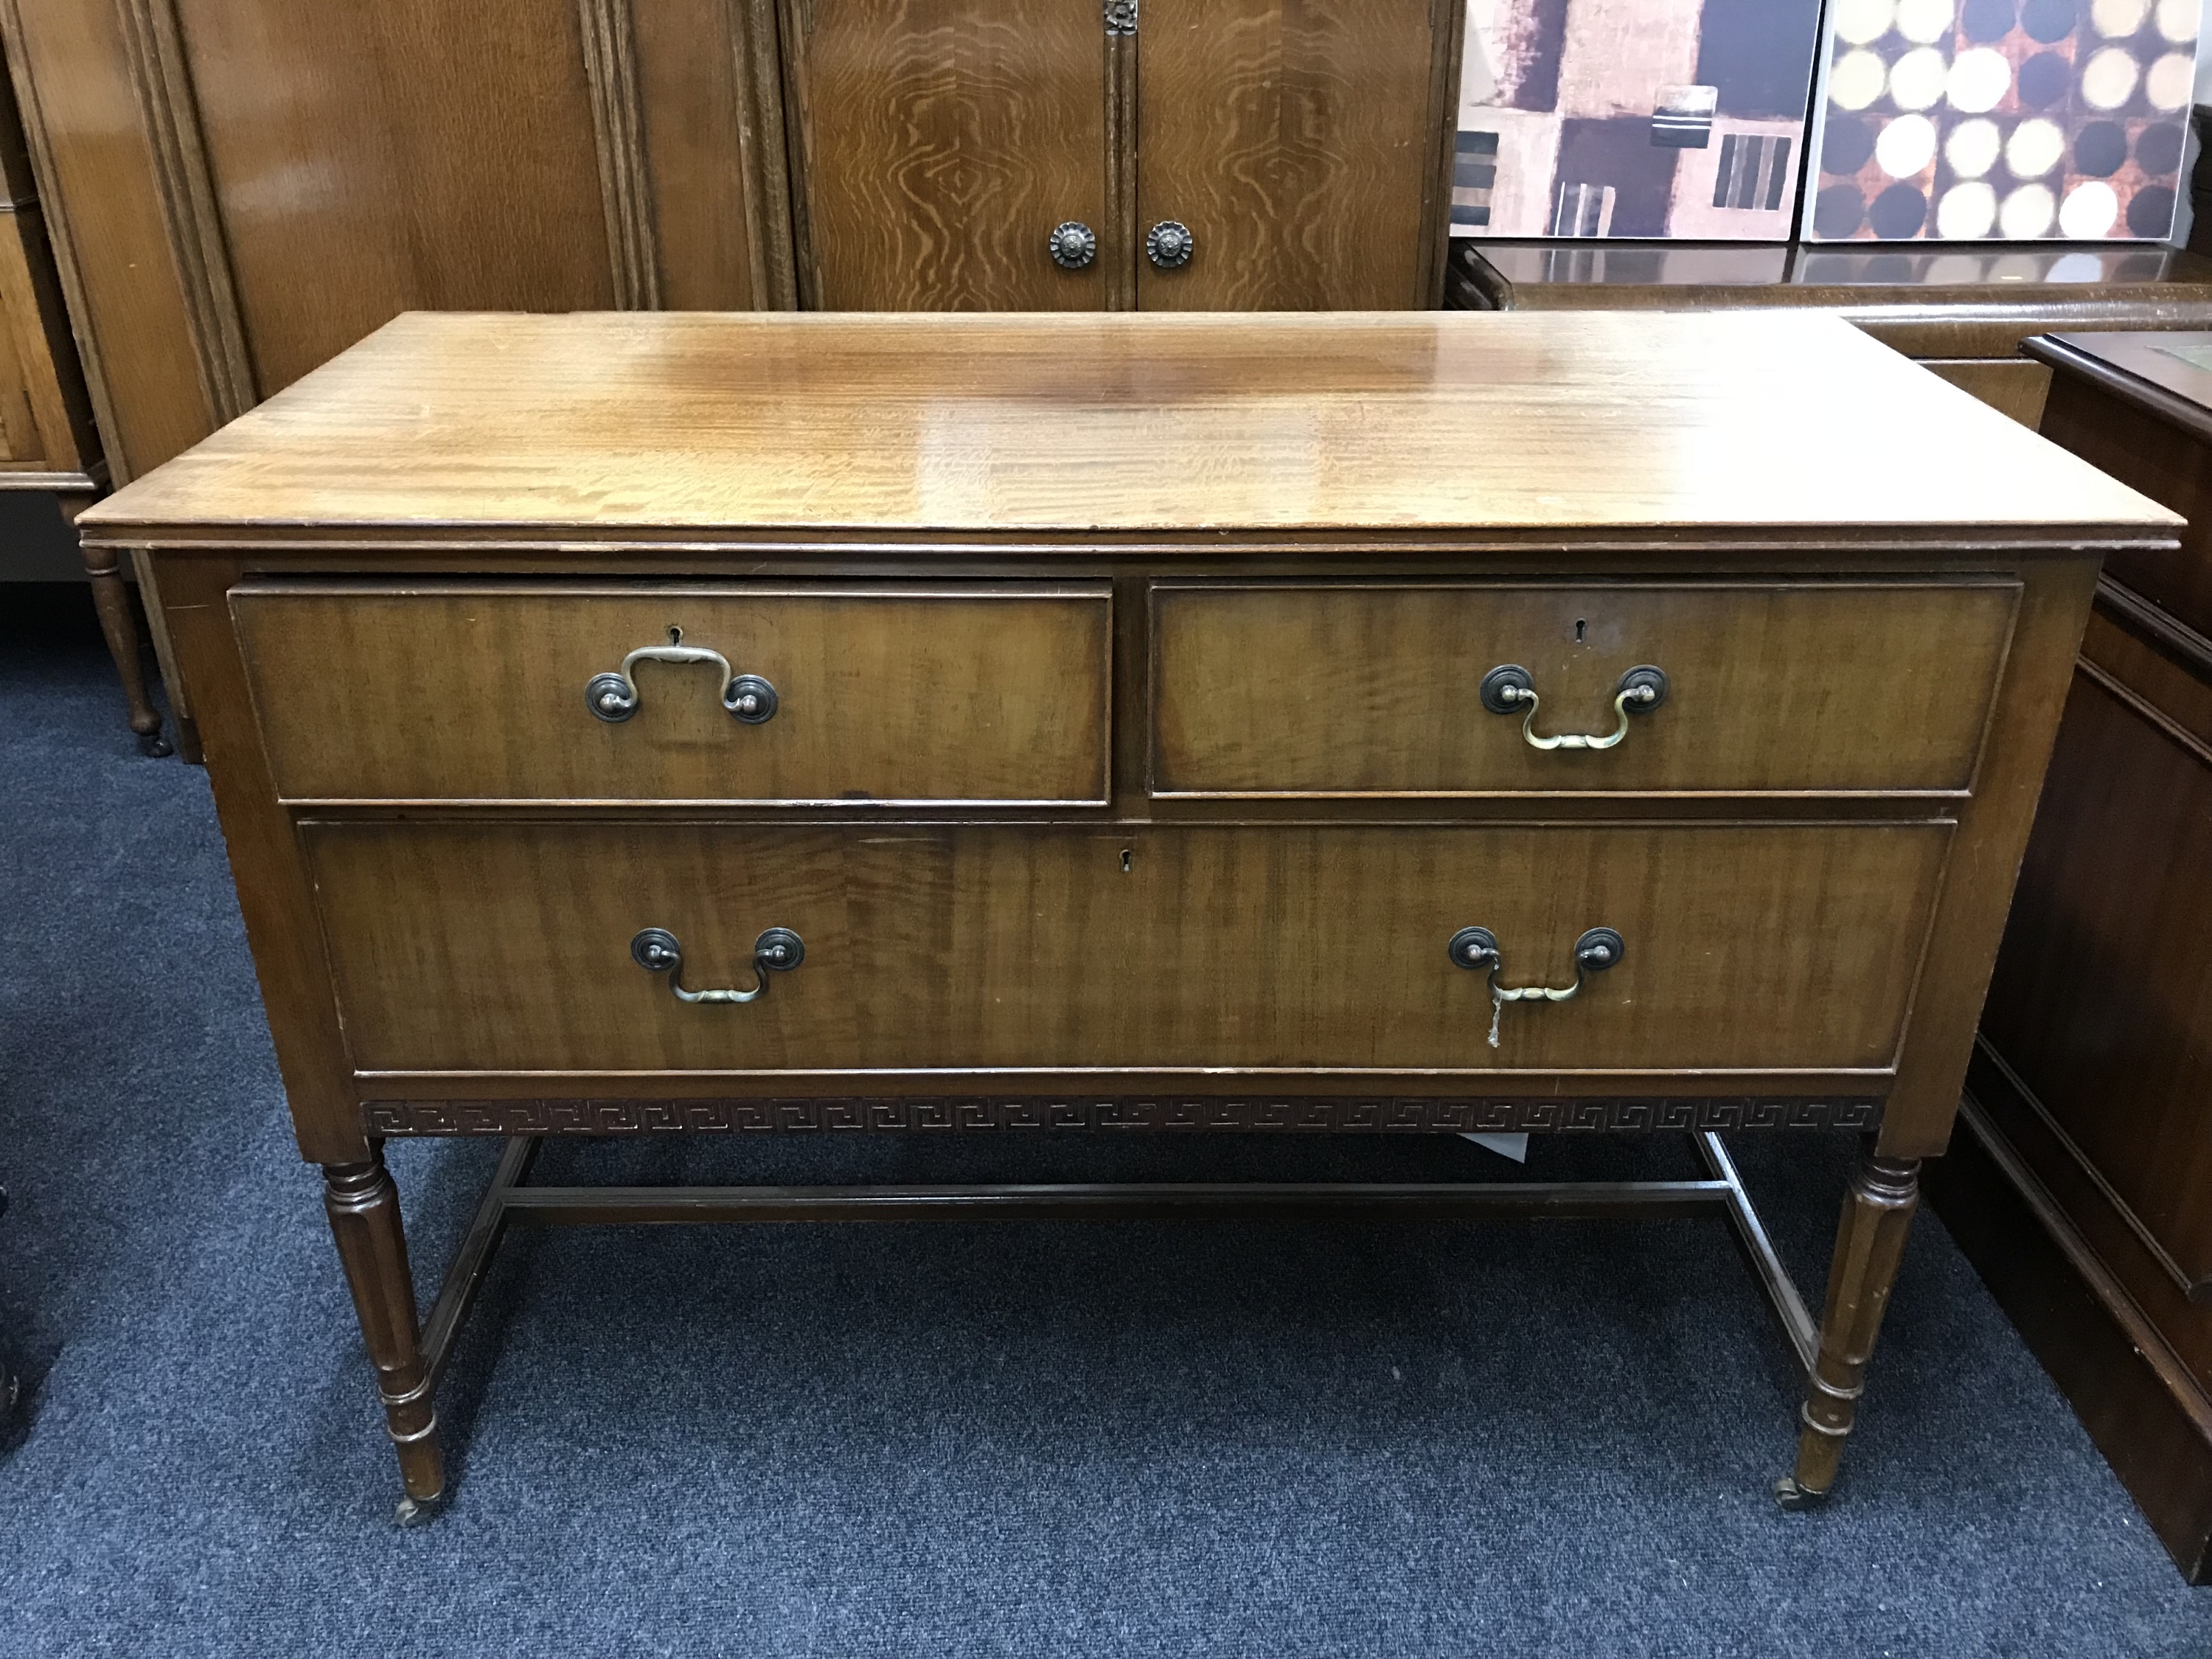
xmin=1135 ymin=0 xmax=1458 ymax=310
xmin=785 ymin=0 xmax=1110 ymax=310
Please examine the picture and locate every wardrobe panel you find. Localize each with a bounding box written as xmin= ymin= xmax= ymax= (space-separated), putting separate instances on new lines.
xmin=1135 ymin=0 xmax=1450 ymax=310
xmin=787 ymin=0 xmax=1109 ymax=310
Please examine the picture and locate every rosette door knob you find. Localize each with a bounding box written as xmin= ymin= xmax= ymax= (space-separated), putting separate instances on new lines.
xmin=1049 ymin=222 xmax=1098 ymax=270
xmin=1146 ymin=220 xmax=1194 ymax=269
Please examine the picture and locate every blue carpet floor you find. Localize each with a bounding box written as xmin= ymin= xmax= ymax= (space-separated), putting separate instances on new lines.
xmin=1 ymin=585 xmax=2206 ymax=1657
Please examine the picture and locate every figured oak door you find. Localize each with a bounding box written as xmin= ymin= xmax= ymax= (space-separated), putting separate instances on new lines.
xmin=782 ymin=0 xmax=1110 ymax=310
xmin=1135 ymin=0 xmax=1458 ymax=310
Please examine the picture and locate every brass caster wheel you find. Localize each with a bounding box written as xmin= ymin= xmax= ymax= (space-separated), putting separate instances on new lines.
xmin=394 ymin=1492 xmax=445 ymax=1528
xmin=1773 ymin=1475 xmax=1830 ymax=1512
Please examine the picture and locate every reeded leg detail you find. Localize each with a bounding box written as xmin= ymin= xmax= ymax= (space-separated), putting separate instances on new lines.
xmin=1777 ymin=1139 xmax=1921 ymax=1509
xmin=79 ymin=542 xmax=167 ymax=757
xmin=322 ymin=1149 xmax=445 ymax=1515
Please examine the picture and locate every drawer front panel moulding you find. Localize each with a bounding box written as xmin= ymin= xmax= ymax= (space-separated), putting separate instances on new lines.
xmin=301 ymin=818 xmax=1952 ymax=1077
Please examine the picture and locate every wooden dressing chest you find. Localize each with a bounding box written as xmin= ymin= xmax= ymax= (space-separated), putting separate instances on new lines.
xmin=77 ymin=310 xmax=2175 ymax=1520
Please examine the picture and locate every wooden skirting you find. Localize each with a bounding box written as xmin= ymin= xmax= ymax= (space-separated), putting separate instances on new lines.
xmin=1929 ymin=1063 xmax=2212 ymax=1582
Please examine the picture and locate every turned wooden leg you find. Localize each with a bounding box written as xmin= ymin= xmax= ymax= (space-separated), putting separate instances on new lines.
xmin=322 ymin=1150 xmax=445 ymax=1518
xmin=79 ymin=541 xmax=168 ymax=757
xmin=1776 ymin=1140 xmax=1921 ymax=1509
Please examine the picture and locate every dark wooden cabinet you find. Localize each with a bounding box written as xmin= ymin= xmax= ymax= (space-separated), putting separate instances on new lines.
xmin=1933 ymin=330 xmax=2212 ymax=1583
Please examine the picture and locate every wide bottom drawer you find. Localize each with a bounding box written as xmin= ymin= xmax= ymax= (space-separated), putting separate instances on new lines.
xmin=305 ymin=823 xmax=1947 ymax=1077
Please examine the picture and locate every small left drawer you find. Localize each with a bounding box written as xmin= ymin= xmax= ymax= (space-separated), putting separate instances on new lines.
xmin=231 ymin=580 xmax=1113 ymax=804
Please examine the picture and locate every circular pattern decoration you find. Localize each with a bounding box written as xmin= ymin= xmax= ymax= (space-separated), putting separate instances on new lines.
xmin=2091 ymin=0 xmax=2150 ymax=35
xmin=1814 ymin=184 xmax=1868 ymax=238
xmin=1963 ymin=0 xmax=2018 ymax=40
xmin=1947 ymin=48 xmax=2013 ymax=113
xmin=2048 ymin=251 xmax=2106 ymax=281
xmin=2156 ymin=0 xmax=2198 ymax=42
xmin=2138 ymin=121 xmax=2185 ymax=175
xmin=2059 ymin=180 xmax=2121 ymax=237
xmin=1876 ymin=114 xmax=1938 ymax=177
xmin=1937 ymin=182 xmax=1998 ymax=238
xmin=2017 ymin=51 xmax=2071 ymax=107
xmin=1896 ymin=0 xmax=1955 ymax=42
xmin=2073 ymin=120 xmax=2129 ymax=175
xmin=1869 ymin=182 xmax=1930 ymax=237
xmin=2080 ymin=47 xmax=2140 ymax=111
xmin=2128 ymin=184 xmax=2179 ymax=237
xmin=1829 ymin=49 xmax=1888 ymax=111
xmin=1946 ymin=117 xmax=2003 ymax=177
xmin=2022 ymin=0 xmax=2079 ymax=41
xmin=2147 ymin=52 xmax=2193 ymax=111
xmin=1891 ymin=46 xmax=1951 ymax=110
xmin=1822 ymin=116 xmax=1878 ymax=175
xmin=1833 ymin=0 xmax=1896 ymax=45
xmin=2000 ymin=184 xmax=2057 ymax=237
xmin=2006 ymin=117 xmax=2066 ymax=177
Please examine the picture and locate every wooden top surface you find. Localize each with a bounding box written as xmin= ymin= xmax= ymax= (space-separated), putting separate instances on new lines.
xmin=1464 ymin=240 xmax=2212 ymax=300
xmin=83 ymin=310 xmax=2176 ymax=543
xmin=2038 ymin=330 xmax=2212 ymax=414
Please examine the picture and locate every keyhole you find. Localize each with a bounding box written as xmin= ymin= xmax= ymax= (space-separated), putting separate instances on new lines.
xmin=668 ymin=625 xmax=683 ymax=644
xmin=1121 ymin=848 xmax=1133 ymax=873
xmin=1573 ymin=619 xmax=1587 ymax=644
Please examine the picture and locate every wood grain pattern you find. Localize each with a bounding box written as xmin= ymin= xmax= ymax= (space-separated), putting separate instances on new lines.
xmin=2040 ymin=361 xmax=2212 ymax=642
xmin=231 ymin=580 xmax=1113 ymax=804
xmin=78 ymin=311 xmax=2177 ymax=543
xmin=717 ymin=0 xmax=796 ymax=310
xmin=302 ymin=820 xmax=1949 ymax=1077
xmin=1982 ymin=661 xmax=2212 ymax=1295
xmin=1135 ymin=0 xmax=1446 ymax=310
xmin=165 ymin=0 xmax=616 ymax=398
xmin=577 ymin=0 xmax=661 ymax=311
xmin=114 ymin=0 xmax=255 ymax=421
xmin=1151 ymin=580 xmax=2017 ymax=797
xmin=1876 ymin=554 xmax=2097 ymax=1158
xmin=781 ymin=0 xmax=1106 ymax=310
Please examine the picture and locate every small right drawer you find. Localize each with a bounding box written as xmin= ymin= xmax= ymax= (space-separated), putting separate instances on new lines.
xmin=1150 ymin=580 xmax=2020 ymax=798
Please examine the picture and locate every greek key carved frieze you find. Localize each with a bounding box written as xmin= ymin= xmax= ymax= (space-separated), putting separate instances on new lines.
xmin=364 ymin=1096 xmax=1881 ymax=1138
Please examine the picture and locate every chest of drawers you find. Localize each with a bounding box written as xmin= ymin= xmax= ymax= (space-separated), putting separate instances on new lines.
xmin=78 ymin=310 xmax=2174 ymax=1521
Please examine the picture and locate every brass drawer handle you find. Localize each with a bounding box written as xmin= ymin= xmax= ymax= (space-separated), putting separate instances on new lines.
xmin=586 ymin=644 xmax=777 ymax=725
xmin=1449 ymin=925 xmax=1624 ymax=1048
xmin=1478 ymin=664 xmax=1668 ymax=751
xmin=631 ymin=926 xmax=804 ymax=1004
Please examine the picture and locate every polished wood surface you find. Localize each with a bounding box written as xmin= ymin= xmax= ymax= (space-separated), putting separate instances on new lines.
xmin=91 ymin=312 xmax=2126 ymax=1510
xmin=1453 ymin=240 xmax=2212 ymax=431
xmin=232 ymin=581 xmax=1112 ymax=804
xmin=1152 ymin=580 xmax=2017 ymax=798
xmin=1135 ymin=0 xmax=1453 ymax=311
xmin=304 ymin=820 xmax=1947 ymax=1077
xmin=80 ymin=311 xmax=2173 ymax=540
xmin=1941 ymin=333 xmax=2212 ymax=1580
xmin=784 ymin=0 xmax=1105 ymax=311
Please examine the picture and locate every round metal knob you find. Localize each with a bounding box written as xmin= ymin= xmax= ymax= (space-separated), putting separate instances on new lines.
xmin=1146 ymin=220 xmax=1193 ymax=269
xmin=1447 ymin=926 xmax=1500 ymax=971
xmin=1049 ymin=221 xmax=1097 ymax=271
xmin=1574 ymin=928 xmax=1625 ymax=973
xmin=722 ymin=672 xmax=778 ymax=725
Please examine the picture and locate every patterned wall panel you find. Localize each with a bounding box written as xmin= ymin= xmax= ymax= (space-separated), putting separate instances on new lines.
xmin=1806 ymin=0 xmax=2201 ymax=240
xmin=1452 ymin=0 xmax=1826 ymax=239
